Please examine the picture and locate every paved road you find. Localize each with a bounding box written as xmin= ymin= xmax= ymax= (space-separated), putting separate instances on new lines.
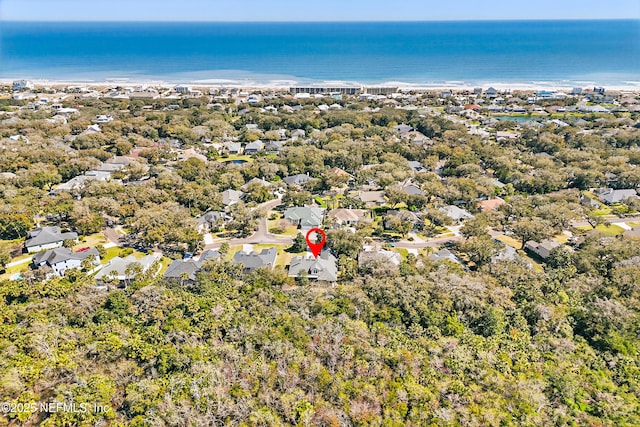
xmin=395 ymin=234 xmax=463 ymax=249
xmin=6 ymin=256 xmax=32 ymax=268
xmin=204 ymin=198 xmax=293 ymax=249
xmin=570 ymin=216 xmax=640 ymax=228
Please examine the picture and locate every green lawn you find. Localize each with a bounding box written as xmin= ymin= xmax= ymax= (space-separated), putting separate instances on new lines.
xmin=390 ymin=247 xmax=409 ymax=259
xmin=575 ymin=224 xmax=625 ymax=237
xmin=101 ymin=247 xmax=148 ymax=263
xmin=157 ymin=257 xmax=173 ymax=276
xmin=313 ymin=196 xmax=327 ymax=208
xmin=495 ymin=235 xmax=522 ymax=249
xmin=268 ymin=214 xmax=299 ymax=236
xmin=74 ymin=232 xmax=109 ymax=250
xmin=626 ymin=222 xmax=640 ymax=227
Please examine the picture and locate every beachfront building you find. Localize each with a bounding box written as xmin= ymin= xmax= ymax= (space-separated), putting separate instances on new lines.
xmin=12 ymin=80 xmax=34 ymax=91
xmin=290 ymin=86 xmax=360 ymax=95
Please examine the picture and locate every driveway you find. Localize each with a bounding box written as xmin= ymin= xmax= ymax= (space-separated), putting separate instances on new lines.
xmin=204 ymin=198 xmax=293 ymax=249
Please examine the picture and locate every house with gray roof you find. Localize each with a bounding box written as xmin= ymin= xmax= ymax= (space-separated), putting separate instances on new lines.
xmin=222 ymin=189 xmax=244 ymax=206
xmin=232 ymin=248 xmax=278 ymax=274
xmin=33 ymin=247 xmax=100 ymax=276
xmin=401 ymin=183 xmax=426 ymax=197
xmin=358 ymin=250 xmax=402 ymax=269
xmin=393 ymin=124 xmax=414 ymax=134
xmin=197 ymin=211 xmax=231 ymax=233
xmin=407 ymin=161 xmax=426 ymax=173
xmin=430 ymin=248 xmax=467 ymax=269
xmin=525 ymin=239 xmax=562 ymax=260
xmin=241 ymin=177 xmax=273 ymax=191
xmin=164 ymin=250 xmax=220 ymax=283
xmin=283 ymin=173 xmax=313 ymax=187
xmin=244 ymin=140 xmax=264 ymax=154
xmin=95 ymin=253 xmax=161 ymax=286
xmin=439 ymin=205 xmax=474 ymax=223
xmin=593 ymin=188 xmax=637 ymax=205
xmin=265 ymin=140 xmax=284 ymax=154
xmin=25 ymin=227 xmax=78 ymax=253
xmin=288 ymin=251 xmax=338 ymax=283
xmin=284 ymin=206 xmax=325 ymax=231
xmin=224 ymin=142 xmax=243 ymax=155
xmin=291 ymin=129 xmax=306 ymax=140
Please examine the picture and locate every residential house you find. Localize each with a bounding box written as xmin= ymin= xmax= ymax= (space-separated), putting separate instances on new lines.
xmin=492 ymin=179 xmax=507 ymax=190
xmin=225 ymin=142 xmax=243 ymax=155
xmin=357 ymin=190 xmax=386 ymax=208
xmin=283 ymin=173 xmax=313 ymax=187
xmin=12 ymin=80 xmax=34 ymax=91
xmin=197 ymin=211 xmax=231 ymax=233
xmin=232 ymin=248 xmax=278 ymax=274
xmin=579 ymin=195 xmax=601 ymax=208
xmin=291 ymin=129 xmax=306 ymax=140
xmin=393 ymin=124 xmax=414 ymax=135
xmin=593 ymin=188 xmax=637 ymax=205
xmin=221 ymin=189 xmax=244 ymax=207
xmin=94 ymin=115 xmax=113 ymax=124
xmin=402 ymin=131 xmax=430 ymax=146
xmin=244 ymin=140 xmax=264 ymax=154
xmin=25 ymin=227 xmax=78 ymax=253
xmin=325 ymin=167 xmax=355 ymax=186
xmin=477 ymin=197 xmax=506 ymax=212
xmin=265 ymin=140 xmax=284 ymax=154
xmin=496 ymin=131 xmax=521 ymax=142
xmin=327 ymin=209 xmax=371 ymax=227
xmin=284 ymin=206 xmax=325 ymax=231
xmin=164 ymin=250 xmax=221 ymax=284
xmin=439 ymin=205 xmax=474 ymax=223
xmin=32 ymin=247 xmax=100 ymax=276
xmin=95 ymin=253 xmax=161 ymax=286
xmin=358 ymin=250 xmax=402 ymax=269
xmin=399 ymin=180 xmax=426 ymax=196
xmin=288 ymin=251 xmax=338 ymax=283
xmin=430 ymin=248 xmax=467 ymax=269
xmin=491 ymin=240 xmax=518 ymax=263
xmin=485 ymin=87 xmax=498 ymax=98
xmin=407 ymin=161 xmax=426 ymax=173
xmin=241 ymin=177 xmax=273 ymax=191
xmin=384 ymin=210 xmax=419 ymax=230
xmin=178 ymin=148 xmax=207 ymax=163
xmin=525 ymin=239 xmax=562 ymax=260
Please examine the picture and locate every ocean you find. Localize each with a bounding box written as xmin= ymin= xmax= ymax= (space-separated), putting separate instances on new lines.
xmin=1 ymin=20 xmax=639 ymax=87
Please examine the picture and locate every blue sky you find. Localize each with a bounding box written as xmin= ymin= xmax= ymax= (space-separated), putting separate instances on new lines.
xmin=1 ymin=0 xmax=639 ymax=21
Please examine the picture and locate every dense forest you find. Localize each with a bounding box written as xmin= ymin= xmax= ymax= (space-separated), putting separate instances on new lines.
xmin=0 ymin=87 xmax=639 ymax=425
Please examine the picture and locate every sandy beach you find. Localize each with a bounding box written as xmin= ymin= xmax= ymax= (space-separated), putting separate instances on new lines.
xmin=3 ymin=78 xmax=640 ymax=94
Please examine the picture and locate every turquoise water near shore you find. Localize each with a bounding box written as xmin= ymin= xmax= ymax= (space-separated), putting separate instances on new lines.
xmin=1 ymin=20 xmax=639 ymax=86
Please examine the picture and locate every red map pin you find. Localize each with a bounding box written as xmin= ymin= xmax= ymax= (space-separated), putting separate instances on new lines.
xmin=305 ymin=228 xmax=326 ymax=258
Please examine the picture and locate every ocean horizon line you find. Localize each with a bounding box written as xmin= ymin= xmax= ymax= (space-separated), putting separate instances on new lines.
xmin=3 ymin=18 xmax=639 ymax=23
xmin=3 ymin=20 xmax=637 ymax=88
xmin=4 ymin=77 xmax=640 ymax=92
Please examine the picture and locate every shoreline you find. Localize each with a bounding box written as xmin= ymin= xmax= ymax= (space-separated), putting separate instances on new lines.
xmin=3 ymin=78 xmax=640 ymax=93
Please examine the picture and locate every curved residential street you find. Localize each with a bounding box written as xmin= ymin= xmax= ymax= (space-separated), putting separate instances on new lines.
xmin=204 ymin=198 xmax=294 ymax=249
